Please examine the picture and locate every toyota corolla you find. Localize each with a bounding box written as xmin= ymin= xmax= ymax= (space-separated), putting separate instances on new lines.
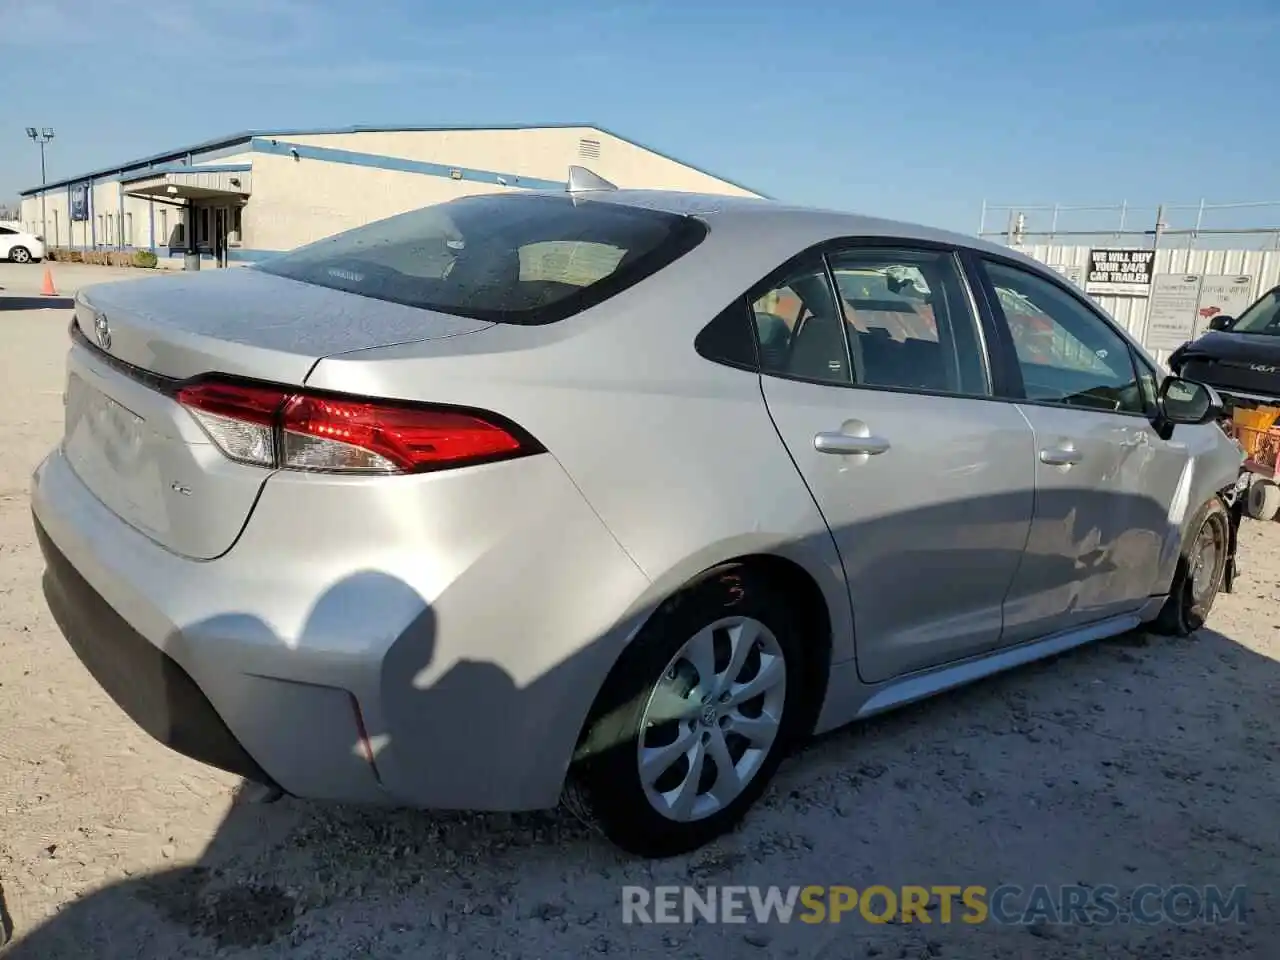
xmin=32 ymin=170 xmax=1244 ymax=857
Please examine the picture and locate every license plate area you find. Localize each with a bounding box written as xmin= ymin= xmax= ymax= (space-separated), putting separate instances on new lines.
xmin=65 ymin=373 xmax=148 ymax=472
xmin=59 ymin=360 xmax=274 ymax=560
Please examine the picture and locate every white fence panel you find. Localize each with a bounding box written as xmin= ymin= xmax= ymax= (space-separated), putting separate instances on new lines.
xmin=1009 ymin=244 xmax=1280 ymax=364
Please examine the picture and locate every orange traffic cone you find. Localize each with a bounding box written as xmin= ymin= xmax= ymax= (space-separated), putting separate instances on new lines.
xmin=41 ymin=266 xmax=57 ymax=297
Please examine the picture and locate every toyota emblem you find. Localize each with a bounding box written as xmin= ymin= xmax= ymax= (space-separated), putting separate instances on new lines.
xmin=94 ymin=313 xmax=111 ymax=351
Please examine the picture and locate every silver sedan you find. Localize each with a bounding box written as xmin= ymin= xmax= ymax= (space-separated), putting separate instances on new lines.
xmin=32 ymin=170 xmax=1244 ymax=858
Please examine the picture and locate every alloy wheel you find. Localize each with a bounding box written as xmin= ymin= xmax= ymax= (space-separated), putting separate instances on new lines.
xmin=636 ymin=616 xmax=787 ymax=822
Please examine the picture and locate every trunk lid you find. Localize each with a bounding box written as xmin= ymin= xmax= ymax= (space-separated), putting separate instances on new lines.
xmin=74 ymin=268 xmax=493 ymax=383
xmin=64 ymin=269 xmax=493 ymax=560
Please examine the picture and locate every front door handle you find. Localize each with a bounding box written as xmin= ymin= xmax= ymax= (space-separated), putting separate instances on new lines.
xmin=1039 ymin=445 xmax=1082 ymax=466
xmin=814 ymin=432 xmax=891 ymax=456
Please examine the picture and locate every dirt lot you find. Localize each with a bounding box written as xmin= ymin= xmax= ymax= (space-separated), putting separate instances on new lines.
xmin=1 ymin=265 xmax=1278 ymax=959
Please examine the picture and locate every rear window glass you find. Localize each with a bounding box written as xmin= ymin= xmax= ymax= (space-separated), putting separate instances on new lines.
xmin=254 ymin=193 xmax=706 ymax=325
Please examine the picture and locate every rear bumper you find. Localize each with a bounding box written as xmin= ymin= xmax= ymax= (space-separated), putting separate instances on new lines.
xmin=31 ymin=445 xmax=652 ymax=810
xmin=36 ymin=518 xmax=277 ymax=788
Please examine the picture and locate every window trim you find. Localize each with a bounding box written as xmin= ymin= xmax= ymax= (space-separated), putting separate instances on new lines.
xmin=1129 ymin=347 xmax=1162 ymax=418
xmin=967 ymin=250 xmax=1157 ymax=421
xmin=818 ymin=250 xmax=864 ymax=384
xmin=734 ymin=237 xmax=999 ymax=401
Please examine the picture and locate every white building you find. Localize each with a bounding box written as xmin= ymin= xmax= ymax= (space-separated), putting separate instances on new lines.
xmin=18 ymin=123 xmax=764 ymax=266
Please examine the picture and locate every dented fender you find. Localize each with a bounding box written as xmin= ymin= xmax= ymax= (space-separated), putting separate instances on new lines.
xmin=1222 ymin=471 xmax=1250 ymax=593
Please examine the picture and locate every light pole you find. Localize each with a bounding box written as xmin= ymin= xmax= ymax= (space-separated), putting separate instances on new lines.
xmin=25 ymin=127 xmax=54 ymax=244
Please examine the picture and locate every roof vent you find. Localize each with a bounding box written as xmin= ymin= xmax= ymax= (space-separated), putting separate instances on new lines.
xmin=566 ymin=165 xmax=617 ymax=193
xmin=578 ymin=138 xmax=601 ymax=160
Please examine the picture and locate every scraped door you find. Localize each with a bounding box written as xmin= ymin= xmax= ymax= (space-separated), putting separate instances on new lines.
xmin=975 ymin=257 xmax=1183 ymax=642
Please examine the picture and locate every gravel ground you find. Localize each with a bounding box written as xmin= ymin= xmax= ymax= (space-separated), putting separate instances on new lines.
xmin=2 ymin=273 xmax=1278 ymax=959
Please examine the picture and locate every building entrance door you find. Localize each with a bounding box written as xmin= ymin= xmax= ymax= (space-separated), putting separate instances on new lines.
xmin=212 ymin=208 xmax=228 ymax=267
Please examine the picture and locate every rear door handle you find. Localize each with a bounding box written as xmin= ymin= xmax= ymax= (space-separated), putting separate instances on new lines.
xmin=1039 ymin=445 xmax=1082 ymax=466
xmin=814 ymin=432 xmax=891 ymax=456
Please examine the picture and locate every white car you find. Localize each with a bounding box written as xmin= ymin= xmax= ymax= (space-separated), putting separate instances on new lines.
xmin=0 ymin=226 xmax=46 ymax=263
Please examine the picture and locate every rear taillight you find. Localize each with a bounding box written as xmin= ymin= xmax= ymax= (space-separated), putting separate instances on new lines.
xmin=175 ymin=378 xmax=538 ymax=474
xmin=176 ymin=381 xmax=284 ymax=468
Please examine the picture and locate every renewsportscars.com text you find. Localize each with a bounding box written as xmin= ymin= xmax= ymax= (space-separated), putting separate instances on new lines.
xmin=621 ymin=884 xmax=1248 ymax=926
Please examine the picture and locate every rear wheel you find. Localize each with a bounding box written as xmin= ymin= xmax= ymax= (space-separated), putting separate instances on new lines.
xmin=1246 ymin=478 xmax=1280 ymax=522
xmin=576 ymin=565 xmax=808 ymax=858
xmin=9 ymin=246 xmax=31 ymax=264
xmin=1152 ymin=498 xmax=1229 ymax=636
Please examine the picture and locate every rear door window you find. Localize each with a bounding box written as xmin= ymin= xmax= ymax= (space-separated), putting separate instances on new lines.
xmin=827 ymin=247 xmax=989 ymax=396
xmin=751 ymin=260 xmax=851 ymax=386
xmin=255 ymin=193 xmax=706 ymax=325
xmin=746 ymin=246 xmax=989 ymax=397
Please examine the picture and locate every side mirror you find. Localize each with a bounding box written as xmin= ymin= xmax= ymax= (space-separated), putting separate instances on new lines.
xmin=1153 ymin=376 xmax=1222 ymax=439
xmin=1208 ymin=314 xmax=1234 ymax=331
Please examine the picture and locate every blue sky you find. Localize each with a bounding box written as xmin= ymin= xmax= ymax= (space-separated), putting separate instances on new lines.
xmin=2 ymin=0 xmax=1277 ymax=233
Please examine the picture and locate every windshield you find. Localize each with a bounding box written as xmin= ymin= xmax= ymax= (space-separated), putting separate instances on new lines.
xmin=1231 ymin=287 xmax=1280 ymax=335
xmin=255 ymin=193 xmax=706 ymax=325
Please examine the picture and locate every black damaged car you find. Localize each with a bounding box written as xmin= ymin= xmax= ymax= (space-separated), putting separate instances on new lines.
xmin=1170 ymin=284 xmax=1280 ymax=402
xmin=1170 ymin=283 xmax=1280 ymax=520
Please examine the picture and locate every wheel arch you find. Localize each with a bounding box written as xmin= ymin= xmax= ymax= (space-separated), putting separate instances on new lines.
xmin=569 ymin=547 xmax=843 ymax=768
xmin=729 ymin=552 xmax=834 ymax=737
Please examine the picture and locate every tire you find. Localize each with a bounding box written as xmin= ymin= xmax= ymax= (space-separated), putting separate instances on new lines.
xmin=576 ymin=564 xmax=810 ymax=858
xmin=1152 ymin=498 xmax=1230 ymax=636
xmin=1245 ymin=478 xmax=1280 ymax=522
xmin=9 ymin=246 xmax=31 ymax=264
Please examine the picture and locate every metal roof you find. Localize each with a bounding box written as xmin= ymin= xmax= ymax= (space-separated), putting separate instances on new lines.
xmin=20 ymin=123 xmax=766 ymax=198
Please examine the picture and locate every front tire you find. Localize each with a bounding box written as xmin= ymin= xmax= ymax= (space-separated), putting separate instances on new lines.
xmin=9 ymin=246 xmax=31 ymax=264
xmin=576 ymin=564 xmax=809 ymax=858
xmin=1152 ymin=498 xmax=1229 ymax=636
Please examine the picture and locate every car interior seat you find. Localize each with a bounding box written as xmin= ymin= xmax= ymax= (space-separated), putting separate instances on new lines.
xmin=787 ymin=311 xmax=849 ymax=382
xmin=783 ymin=276 xmax=857 ymax=382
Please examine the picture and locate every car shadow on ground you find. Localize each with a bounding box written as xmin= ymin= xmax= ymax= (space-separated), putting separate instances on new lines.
xmin=0 ymin=297 xmax=75 ymax=311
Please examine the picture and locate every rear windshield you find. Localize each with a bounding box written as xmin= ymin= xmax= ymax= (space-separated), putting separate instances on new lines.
xmin=254 ymin=193 xmax=707 ymax=325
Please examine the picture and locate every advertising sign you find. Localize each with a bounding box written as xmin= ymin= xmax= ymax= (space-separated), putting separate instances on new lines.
xmin=70 ymin=183 xmax=89 ymax=222
xmin=1144 ymin=274 xmax=1203 ymax=350
xmin=1193 ymin=275 xmax=1254 ymax=338
xmin=1086 ymin=248 xmax=1156 ymax=296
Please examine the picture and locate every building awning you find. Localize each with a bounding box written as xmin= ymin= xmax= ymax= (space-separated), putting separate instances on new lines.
xmin=122 ymin=164 xmax=251 ymax=201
